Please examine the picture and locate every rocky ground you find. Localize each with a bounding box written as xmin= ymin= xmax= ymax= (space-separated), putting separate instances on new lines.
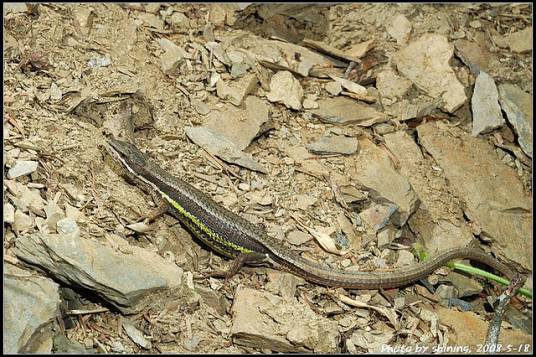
xmin=3 ymin=3 xmax=533 ymax=354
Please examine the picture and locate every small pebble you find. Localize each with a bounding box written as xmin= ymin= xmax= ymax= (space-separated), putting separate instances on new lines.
xmin=325 ymin=81 xmax=342 ymax=96
xmin=7 ymin=160 xmax=38 ymax=179
xmin=4 ymin=203 xmax=15 ymax=224
xmin=57 ymin=217 xmax=80 ymax=236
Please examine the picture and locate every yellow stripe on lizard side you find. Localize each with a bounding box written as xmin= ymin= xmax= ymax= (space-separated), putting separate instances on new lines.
xmin=161 ymin=192 xmax=253 ymax=254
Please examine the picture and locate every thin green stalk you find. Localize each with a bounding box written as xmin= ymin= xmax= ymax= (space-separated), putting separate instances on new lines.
xmin=447 ymin=262 xmax=532 ymax=299
xmin=412 ymin=244 xmax=532 ymax=299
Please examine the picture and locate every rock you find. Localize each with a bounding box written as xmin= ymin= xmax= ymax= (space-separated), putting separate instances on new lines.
xmin=325 ymin=81 xmax=342 ymax=96
xmin=359 ymin=203 xmax=399 ymax=232
xmin=383 ymin=131 xmax=474 ymax=253
xmin=345 ymin=39 xmax=375 ymax=59
xmin=230 ymin=62 xmax=249 ymax=78
xmin=204 ymin=96 xmax=270 ymax=150
xmin=122 ymin=320 xmax=152 ymax=349
xmin=373 ymin=123 xmax=395 ymax=135
xmin=13 ymin=209 xmax=34 ymax=233
xmin=265 ymin=271 xmax=304 ymax=300
xmin=50 ymin=83 xmax=62 ymax=101
xmin=13 ymin=233 xmax=188 ymax=314
xmin=191 ymin=99 xmax=210 ymax=116
xmin=376 ymin=226 xmax=397 ymax=248
xmin=136 ymin=12 xmax=164 ymax=30
xmin=208 ymin=4 xmax=240 ymax=27
xmin=439 ymin=272 xmax=483 ymax=297
xmin=471 ymin=71 xmax=504 ymax=136
xmin=52 ymin=335 xmax=93 ymax=353
xmin=169 ymin=12 xmax=189 ymax=29
xmin=384 ymin=96 xmax=442 ymax=121
xmin=376 ymin=69 xmax=412 ymax=99
xmin=205 ymin=41 xmax=231 ymax=66
xmin=4 ymin=264 xmax=60 ymax=353
xmin=306 ymin=134 xmax=358 ymax=155
xmin=195 ymin=286 xmax=229 ymax=316
xmin=231 ymin=286 xmax=339 ymax=352
xmin=4 ymin=202 xmax=15 ymax=224
xmin=158 ymin=38 xmax=187 ymax=75
xmin=386 ymin=14 xmax=412 ymax=45
xmin=498 ymin=84 xmax=532 ymax=158
xmin=44 ymin=200 xmax=65 ymax=232
xmin=302 ymin=95 xmax=318 ymax=109
xmin=395 ymin=250 xmax=415 ymax=267
xmin=417 ymin=121 xmax=532 ymax=270
xmin=229 ymin=33 xmax=339 ymax=77
xmin=286 ymin=230 xmax=313 ymax=246
xmin=302 ymin=38 xmax=361 ymax=63
xmin=185 ymin=126 xmax=267 ymax=173
xmin=393 ymin=34 xmax=467 ymax=113
xmin=349 ymin=138 xmax=419 ymax=226
xmin=266 ymin=71 xmax=303 ymax=110
xmin=494 ymin=26 xmax=532 ymax=53
xmin=311 ymin=97 xmax=386 ymax=126
xmin=11 ymin=185 xmax=45 ymax=216
xmin=329 ymin=76 xmax=368 ymax=96
xmin=436 ymin=307 xmax=531 ymax=349
xmin=216 ymin=73 xmax=258 ymax=106
xmin=454 ymin=39 xmax=496 ymax=76
xmin=56 ymin=217 xmax=80 ymax=237
xmin=7 ymin=160 xmax=38 ymax=179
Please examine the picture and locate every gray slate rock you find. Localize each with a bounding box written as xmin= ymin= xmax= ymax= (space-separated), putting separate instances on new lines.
xmin=4 ymin=264 xmax=60 ymax=353
xmin=13 ymin=233 xmax=187 ymax=314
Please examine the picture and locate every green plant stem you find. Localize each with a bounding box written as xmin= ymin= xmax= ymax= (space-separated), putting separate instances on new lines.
xmin=447 ymin=262 xmax=532 ymax=299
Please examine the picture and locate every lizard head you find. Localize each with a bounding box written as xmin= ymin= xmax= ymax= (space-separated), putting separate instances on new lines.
xmin=104 ymin=136 xmax=150 ymax=175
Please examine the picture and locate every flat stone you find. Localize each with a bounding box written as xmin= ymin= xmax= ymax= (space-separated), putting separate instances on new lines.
xmin=329 ymin=76 xmax=367 ymax=96
xmin=4 ymin=264 xmax=60 ymax=353
xmin=229 ymin=33 xmax=339 ymax=77
xmin=376 ymin=69 xmax=412 ymax=99
xmin=384 ymin=97 xmax=442 ymax=121
xmin=7 ymin=160 xmax=38 ymax=179
xmin=306 ymin=134 xmax=358 ymax=155
xmin=436 ymin=307 xmax=531 ymax=349
xmin=454 ymin=39 xmax=495 ymax=76
xmin=302 ymin=96 xmax=318 ymax=109
xmin=185 ymin=126 xmax=267 ymax=173
xmin=169 ymin=12 xmax=190 ymax=28
xmin=439 ymin=271 xmax=483 ymax=298
xmin=349 ymin=138 xmax=419 ymax=226
xmin=266 ymin=71 xmax=303 ymax=110
xmin=393 ymin=33 xmax=466 ymax=113
xmin=231 ymin=286 xmax=338 ymax=352
xmin=13 ymin=233 xmax=188 ymax=314
xmin=195 ymin=286 xmax=229 ymax=316
xmin=216 ymin=73 xmax=258 ymax=106
xmin=4 ymin=202 xmax=15 ymax=224
xmin=230 ymin=62 xmax=249 ymax=78
xmin=311 ymin=97 xmax=386 ymax=126
xmin=498 ymin=84 xmax=532 ymax=158
xmin=204 ymin=96 xmax=270 ymax=150
xmin=56 ymin=217 xmax=80 ymax=237
xmin=417 ymin=121 xmax=532 ymax=270
xmin=359 ymin=203 xmax=399 ymax=232
xmin=325 ymin=81 xmax=342 ymax=96
xmin=286 ymin=230 xmax=313 ymax=246
xmin=471 ymin=71 xmax=504 ymax=136
xmin=494 ymin=26 xmax=532 ymax=53
xmin=13 ymin=209 xmax=34 ymax=233
xmin=122 ymin=320 xmax=152 ymax=349
xmin=44 ymin=200 xmax=65 ymax=231
xmin=158 ymin=38 xmax=187 ymax=75
xmin=386 ymin=13 xmax=412 ymax=45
